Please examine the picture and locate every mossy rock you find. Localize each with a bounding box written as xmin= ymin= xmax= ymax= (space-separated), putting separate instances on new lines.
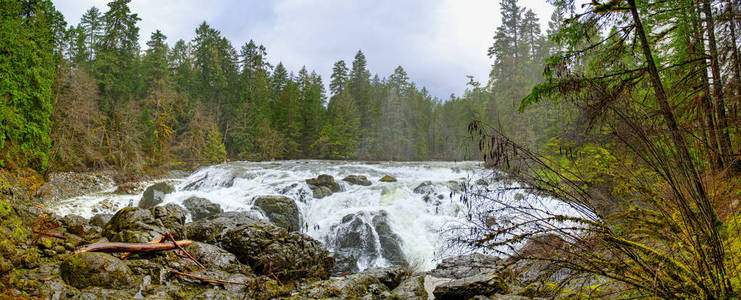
xmin=252 ymin=195 xmax=300 ymax=232
xmin=380 ymin=175 xmax=397 ymax=182
xmin=60 ymin=252 xmax=138 ymax=289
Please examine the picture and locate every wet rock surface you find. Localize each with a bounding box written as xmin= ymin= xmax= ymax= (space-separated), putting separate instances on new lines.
xmin=220 ymin=222 xmax=333 ymax=280
xmin=251 ymin=195 xmax=300 ymax=231
xmin=138 ymin=182 xmax=175 ymax=209
xmin=328 ymin=210 xmax=407 ymax=274
xmin=306 ymin=174 xmax=341 ymax=198
xmin=182 ymin=196 xmax=223 ymax=221
xmin=379 ymin=175 xmax=397 ymax=182
xmin=433 ymin=272 xmax=509 ymax=300
xmin=343 ymin=174 xmax=372 ymax=186
xmin=185 ymin=211 xmax=262 ymax=244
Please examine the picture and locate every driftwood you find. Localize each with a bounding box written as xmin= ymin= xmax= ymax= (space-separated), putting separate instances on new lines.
xmin=120 ymin=236 xmax=167 ymax=259
xmin=32 ymin=230 xmax=66 ymax=240
xmin=74 ymin=240 xmax=193 ymax=255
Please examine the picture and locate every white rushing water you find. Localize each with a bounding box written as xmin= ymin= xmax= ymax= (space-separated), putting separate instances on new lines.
xmin=51 ymin=160 xmax=583 ymax=271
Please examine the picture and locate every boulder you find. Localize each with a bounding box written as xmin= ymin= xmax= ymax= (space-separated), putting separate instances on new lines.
xmin=182 ymin=196 xmax=223 ymax=221
xmin=379 ymin=175 xmax=397 ymax=182
xmin=60 ymin=214 xmax=89 ymax=236
xmin=413 ymin=181 xmax=433 ymax=194
xmin=60 ymin=252 xmax=138 ymax=289
xmin=427 ymin=253 xmax=503 ymax=279
xmin=220 ymin=222 xmax=333 ymax=280
xmin=392 ymin=275 xmax=427 ymax=300
xmin=184 ymin=242 xmax=247 ymax=274
xmin=475 ymin=179 xmax=489 ymax=186
xmin=433 ymin=272 xmax=509 ymax=300
xmin=371 ymin=212 xmax=407 ymax=267
xmin=343 ymin=175 xmax=372 ymax=186
xmin=297 ymin=267 xmax=402 ymax=299
xmin=90 ymin=213 xmax=113 ymax=228
xmin=328 ymin=211 xmax=407 ymax=274
xmin=138 ymin=182 xmax=175 ymax=209
xmin=103 ymin=204 xmax=186 ymax=242
xmin=306 ymin=174 xmax=341 ymax=192
xmin=185 ymin=211 xmax=262 ymax=244
xmin=252 ymin=195 xmax=300 ymax=232
xmin=312 ymin=186 xmax=333 ymax=199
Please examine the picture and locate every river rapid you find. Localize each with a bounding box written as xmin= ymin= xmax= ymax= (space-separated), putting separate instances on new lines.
xmin=50 ymin=160 xmax=579 ymax=272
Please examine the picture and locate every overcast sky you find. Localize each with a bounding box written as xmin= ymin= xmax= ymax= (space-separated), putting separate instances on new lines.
xmin=52 ymin=0 xmax=555 ymax=99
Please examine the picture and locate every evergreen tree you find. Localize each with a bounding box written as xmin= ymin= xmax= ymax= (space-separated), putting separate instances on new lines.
xmin=0 ymin=0 xmax=63 ymax=170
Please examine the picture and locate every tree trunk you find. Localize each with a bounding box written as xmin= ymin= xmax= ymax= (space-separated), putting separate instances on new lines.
xmin=702 ymin=0 xmax=734 ymax=165
xmin=689 ymin=4 xmax=723 ymax=170
xmin=628 ymin=0 xmax=731 ymax=296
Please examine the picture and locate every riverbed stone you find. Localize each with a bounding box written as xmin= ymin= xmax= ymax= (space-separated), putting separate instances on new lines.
xmin=182 ymin=196 xmax=223 ymax=221
xmin=220 ymin=222 xmax=333 ymax=280
xmin=60 ymin=214 xmax=89 ymax=236
xmin=184 ymin=242 xmax=247 ymax=274
xmin=103 ymin=204 xmax=186 ymax=242
xmin=252 ymin=195 xmax=300 ymax=232
xmin=329 ymin=210 xmax=407 ymax=274
xmin=413 ymin=181 xmax=433 ymax=194
xmin=427 ymin=253 xmax=503 ymax=279
xmin=185 ymin=211 xmax=262 ymax=244
xmin=138 ymin=182 xmax=175 ymax=209
xmin=392 ymin=275 xmax=427 ymax=299
xmin=60 ymin=252 xmax=138 ymax=289
xmin=306 ymin=174 xmax=341 ymax=198
xmin=343 ymin=175 xmax=372 ymax=186
xmin=433 ymin=272 xmax=509 ymax=300
xmin=380 ymin=175 xmax=397 ymax=182
xmin=297 ymin=267 xmax=400 ymax=299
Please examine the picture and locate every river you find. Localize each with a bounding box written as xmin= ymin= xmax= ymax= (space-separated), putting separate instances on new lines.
xmin=50 ymin=160 xmax=579 ymax=272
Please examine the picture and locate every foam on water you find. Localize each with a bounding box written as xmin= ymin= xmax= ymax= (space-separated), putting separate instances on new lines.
xmin=51 ymin=160 xmax=581 ymax=271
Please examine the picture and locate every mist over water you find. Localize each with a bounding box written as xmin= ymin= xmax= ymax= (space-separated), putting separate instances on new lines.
xmin=52 ymin=160 xmax=580 ymax=271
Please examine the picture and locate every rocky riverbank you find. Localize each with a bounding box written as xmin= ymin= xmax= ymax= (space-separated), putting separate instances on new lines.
xmin=0 ymin=169 xmax=581 ymax=299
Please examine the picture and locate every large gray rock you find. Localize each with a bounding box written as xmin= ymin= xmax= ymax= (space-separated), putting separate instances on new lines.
xmin=185 ymin=211 xmax=262 ymax=244
xmin=392 ymin=275 xmax=427 ymax=300
xmin=138 ymin=182 xmax=175 ymax=209
xmin=220 ymin=222 xmax=333 ymax=280
xmin=182 ymin=196 xmax=223 ymax=221
xmin=60 ymin=214 xmax=89 ymax=236
xmin=413 ymin=181 xmax=433 ymax=194
xmin=297 ymin=267 xmax=403 ymax=299
xmin=184 ymin=242 xmax=248 ymax=274
xmin=329 ymin=210 xmax=407 ymax=274
xmin=252 ymin=195 xmax=300 ymax=232
xmin=427 ymin=253 xmax=503 ymax=279
xmin=343 ymin=175 xmax=372 ymax=186
xmin=60 ymin=252 xmax=137 ymax=289
xmin=433 ymin=272 xmax=509 ymax=300
xmin=102 ymin=204 xmax=186 ymax=242
xmin=306 ymin=174 xmax=341 ymax=198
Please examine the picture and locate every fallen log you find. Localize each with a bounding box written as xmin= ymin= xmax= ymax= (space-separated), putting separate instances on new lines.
xmin=74 ymin=240 xmax=193 ymax=255
xmin=120 ymin=236 xmax=167 ymax=259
